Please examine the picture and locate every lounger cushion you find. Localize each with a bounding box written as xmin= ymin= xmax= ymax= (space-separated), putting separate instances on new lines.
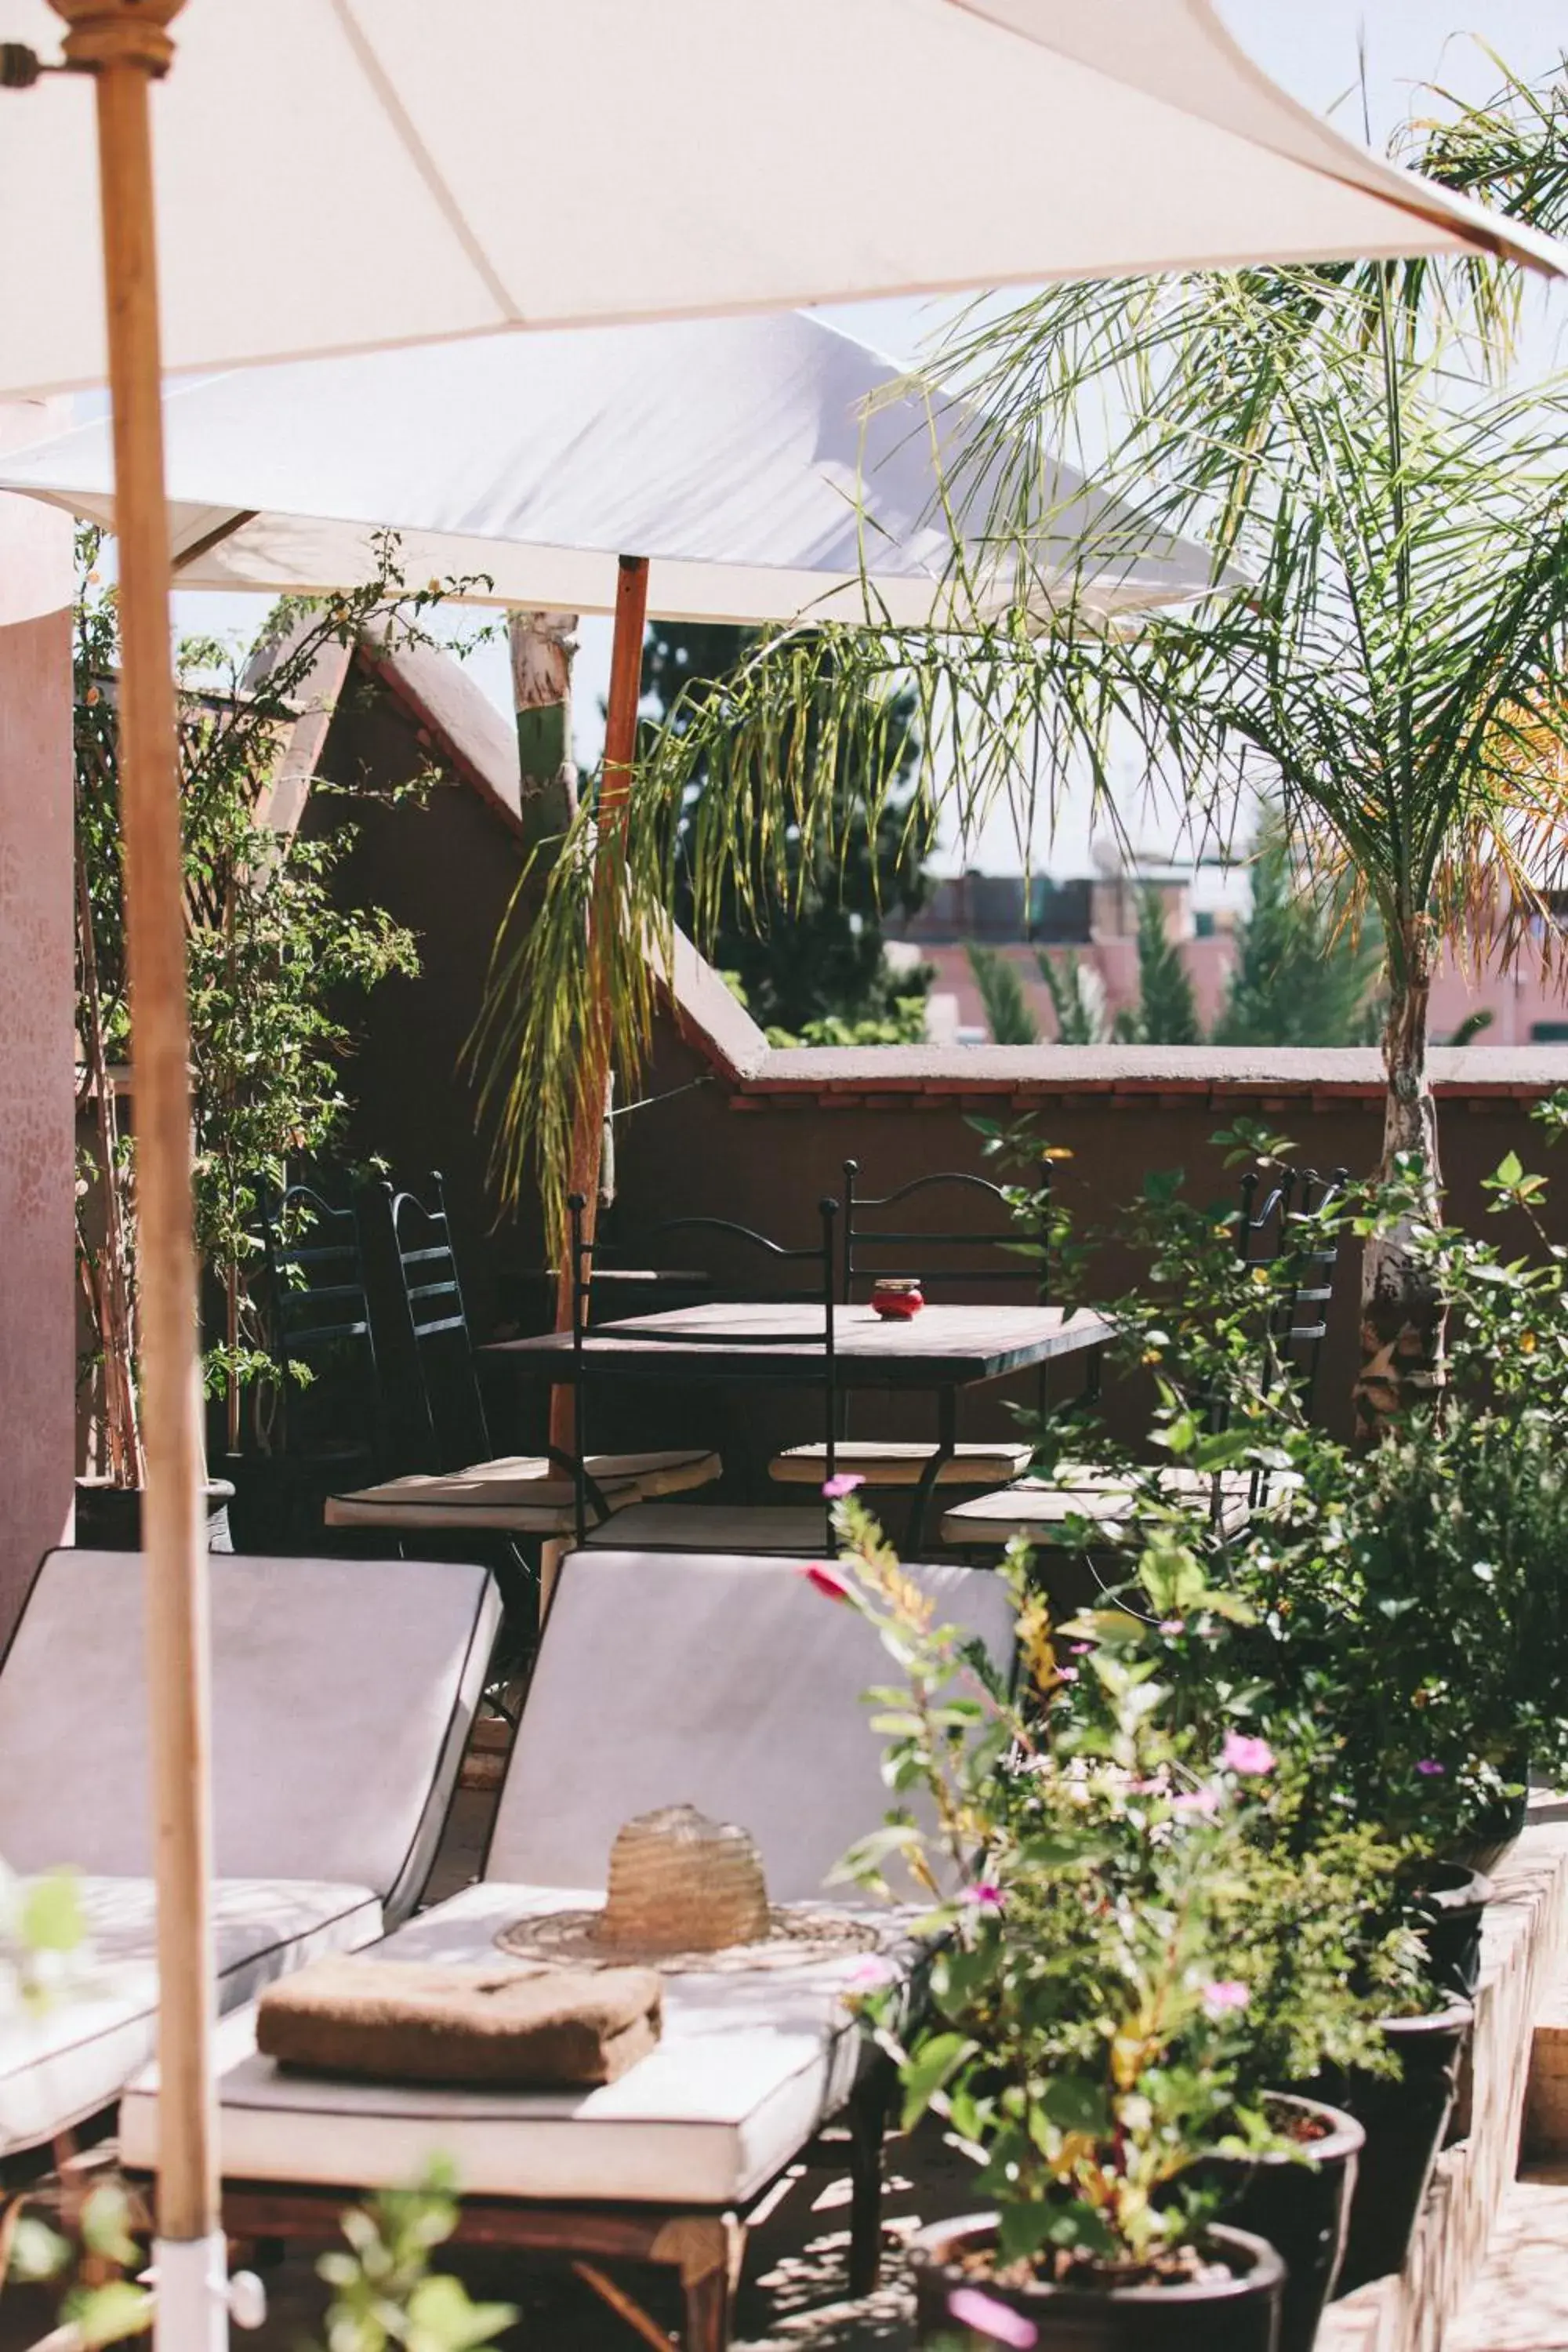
xmin=771 ymin=1440 xmax=1033 ymax=1486
xmin=122 ymin=1882 xmax=904 ymax=2206
xmin=0 ymin=1552 xmax=498 ymax=1926
xmin=490 ymin=1552 xmax=1018 ymax=1904
xmin=582 ymin=1503 xmax=829 ymax=1554
xmin=2 ymin=1875 xmax=379 ymax=2158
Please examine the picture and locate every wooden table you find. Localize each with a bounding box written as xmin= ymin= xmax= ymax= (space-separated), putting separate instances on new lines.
xmin=484 ymin=1301 xmax=1110 ymax=1549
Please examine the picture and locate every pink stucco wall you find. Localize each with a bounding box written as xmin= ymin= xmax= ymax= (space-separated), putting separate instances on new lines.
xmin=0 ymin=403 xmax=75 ymax=1640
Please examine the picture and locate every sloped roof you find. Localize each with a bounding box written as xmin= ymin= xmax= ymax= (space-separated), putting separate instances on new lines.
xmin=266 ymin=625 xmax=769 ymax=1083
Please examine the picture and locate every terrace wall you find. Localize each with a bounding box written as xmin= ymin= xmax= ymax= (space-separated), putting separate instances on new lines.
xmin=551 ymin=1035 xmax=1568 ymax=1486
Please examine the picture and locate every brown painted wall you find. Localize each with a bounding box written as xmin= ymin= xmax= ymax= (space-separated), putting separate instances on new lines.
xmin=304 ymin=684 xmax=545 ymax=1354
xmin=575 ymin=1026 xmax=1566 ymax=1486
xmin=0 ymin=412 xmax=75 ymax=1639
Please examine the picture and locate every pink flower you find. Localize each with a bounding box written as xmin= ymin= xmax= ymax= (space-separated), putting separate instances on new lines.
xmin=1069 ymin=1642 xmax=1093 ymax=1656
xmin=1221 ymin=1731 xmax=1276 ymax=1777
xmin=1173 ymin=1784 xmax=1221 ymax=1817
xmin=1054 ymin=1665 xmax=1079 ymax=1683
xmin=959 ymin=1882 xmax=1007 ymax=1914
xmin=841 ymin=1954 xmax=895 ymax=1991
xmin=801 ymin=1562 xmax=851 ymax=1603
xmin=822 ymin=1473 xmax=866 ymax=1500
xmin=1159 ymin=1618 xmax=1185 ymax=1635
xmin=1416 ymin=1759 xmax=1446 ymax=1777
xmin=947 ymin=2287 xmax=1038 ymax=2349
xmin=1203 ymin=1979 xmax=1251 ymax=2016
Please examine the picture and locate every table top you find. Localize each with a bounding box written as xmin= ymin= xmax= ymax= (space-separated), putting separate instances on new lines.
xmin=482 ymin=1299 xmax=1109 ymax=1388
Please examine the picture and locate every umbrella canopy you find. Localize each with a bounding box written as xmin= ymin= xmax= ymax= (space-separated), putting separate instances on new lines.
xmin=0 ymin=0 xmax=1563 ymax=401
xmin=0 ymin=311 xmax=1233 ymax=625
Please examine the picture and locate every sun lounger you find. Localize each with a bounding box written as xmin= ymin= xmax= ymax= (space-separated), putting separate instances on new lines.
xmin=120 ymin=1548 xmax=1016 ymax=2351
xmin=0 ymin=1548 xmax=499 ymax=2162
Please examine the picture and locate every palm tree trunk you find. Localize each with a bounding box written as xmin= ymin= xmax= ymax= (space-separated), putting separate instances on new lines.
xmin=1354 ymin=917 xmax=1445 ymax=1439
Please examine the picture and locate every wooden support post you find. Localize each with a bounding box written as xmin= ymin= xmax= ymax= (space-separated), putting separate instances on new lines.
xmin=550 ymin=557 xmax=648 ymax=1450
xmin=49 ymin=2 xmax=222 ymax=2336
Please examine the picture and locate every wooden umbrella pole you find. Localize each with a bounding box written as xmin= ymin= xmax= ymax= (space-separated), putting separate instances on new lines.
xmin=549 ymin=556 xmax=648 ymax=1449
xmin=50 ymin=2 xmax=223 ymax=2334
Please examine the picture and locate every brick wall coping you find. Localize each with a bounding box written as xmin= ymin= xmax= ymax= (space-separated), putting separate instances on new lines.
xmin=720 ymin=1043 xmax=1568 ymax=1101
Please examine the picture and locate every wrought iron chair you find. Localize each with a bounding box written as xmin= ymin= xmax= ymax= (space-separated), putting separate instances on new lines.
xmin=567 ymin=1191 xmax=840 ymax=1553
xmin=252 ymin=1181 xmax=387 ymax=1547
xmin=768 ymin=1160 xmax=1052 ymax=1494
xmin=941 ymin=1159 xmax=1348 ymax=1552
xmin=321 ymin=1179 xmax=719 ymax=1636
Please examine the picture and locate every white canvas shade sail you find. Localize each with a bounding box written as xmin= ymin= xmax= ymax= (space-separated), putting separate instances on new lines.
xmin=0 ymin=0 xmax=1563 ymax=403
xmin=0 ymin=313 xmax=1236 ymax=626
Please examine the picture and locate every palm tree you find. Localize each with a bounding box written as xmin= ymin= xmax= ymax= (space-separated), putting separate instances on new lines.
xmin=926 ymin=259 xmax=1568 ymax=1431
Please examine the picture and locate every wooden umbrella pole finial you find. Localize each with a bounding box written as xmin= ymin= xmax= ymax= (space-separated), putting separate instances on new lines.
xmin=49 ymin=1 xmax=224 ymax=2336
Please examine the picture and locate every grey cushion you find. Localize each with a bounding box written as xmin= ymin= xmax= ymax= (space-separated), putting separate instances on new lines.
xmin=491 ymin=1549 xmax=1017 ymax=1904
xmin=2 ymin=1876 xmax=379 ymax=2158
xmin=0 ymin=1550 xmax=499 ymax=1922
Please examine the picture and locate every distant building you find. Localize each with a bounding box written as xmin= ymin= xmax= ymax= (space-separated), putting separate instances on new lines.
xmin=887 ymin=857 xmax=1568 ymax=1047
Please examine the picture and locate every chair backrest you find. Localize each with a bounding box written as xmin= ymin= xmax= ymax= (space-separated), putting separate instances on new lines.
xmin=255 ymin=1181 xmax=383 ymax=1469
xmin=383 ymin=1174 xmax=492 ymax=1473
xmin=568 ymin=1193 xmax=840 ymax=1541
xmin=0 ymin=1551 xmax=499 ymax=1928
xmin=1236 ymin=1162 xmax=1348 ymax=1420
xmin=841 ymin=1160 xmax=1049 ymax=1307
xmin=486 ymin=1549 xmax=1017 ymax=1904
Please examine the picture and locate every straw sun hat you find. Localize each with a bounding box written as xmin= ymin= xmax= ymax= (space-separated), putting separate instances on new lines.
xmin=496 ymin=1805 xmax=882 ymax=1974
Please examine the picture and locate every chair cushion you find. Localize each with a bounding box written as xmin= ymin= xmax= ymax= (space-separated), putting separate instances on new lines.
xmin=771 ymin=1441 xmax=1032 ymax=1487
xmin=582 ymin=1503 xmax=829 ymax=1554
xmin=0 ymin=1552 xmax=498 ymax=1924
xmin=942 ymin=1465 xmax=1253 ymax=1548
xmin=583 ymin=1451 xmax=721 ymax=1498
xmin=490 ymin=1552 xmax=1018 ymax=1904
xmin=0 ymin=1875 xmax=379 ymax=2159
xmin=120 ymin=1882 xmax=909 ymax=2206
xmin=325 ymin=1457 xmax=641 ymax=1534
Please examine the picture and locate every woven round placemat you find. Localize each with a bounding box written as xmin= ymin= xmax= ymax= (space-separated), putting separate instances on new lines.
xmin=495 ymin=1906 xmax=884 ymax=1975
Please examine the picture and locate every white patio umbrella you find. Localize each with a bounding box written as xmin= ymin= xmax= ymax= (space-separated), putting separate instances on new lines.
xmin=0 ymin=307 xmax=1238 ymax=1373
xmin=0 ymin=9 xmax=1561 ymax=2349
xmin=0 ymin=312 xmax=1236 ymax=625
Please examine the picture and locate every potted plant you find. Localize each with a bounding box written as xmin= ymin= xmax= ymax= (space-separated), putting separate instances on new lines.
xmin=816 ymin=1501 xmax=1417 ymax=2350
xmin=72 ymin=539 xmax=447 ymax=1545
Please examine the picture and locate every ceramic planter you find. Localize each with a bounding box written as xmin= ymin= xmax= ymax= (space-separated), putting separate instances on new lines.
xmin=1203 ymin=2092 xmax=1363 ymax=2352
xmin=1324 ymin=1999 xmax=1473 ymax=2294
xmin=74 ymin=1476 xmax=236 ymax=1553
xmin=1418 ymin=1862 xmax=1494 ymax=2002
xmin=909 ymin=2214 xmax=1283 ymax=2350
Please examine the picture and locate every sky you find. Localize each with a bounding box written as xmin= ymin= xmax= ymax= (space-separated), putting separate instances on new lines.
xmin=158 ymin=2 xmax=1568 ymax=880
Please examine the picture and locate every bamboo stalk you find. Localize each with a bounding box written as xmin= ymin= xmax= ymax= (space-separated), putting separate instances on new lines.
xmin=549 ymin=557 xmax=648 ymax=1450
xmin=51 ymin=0 xmax=219 ymax=2271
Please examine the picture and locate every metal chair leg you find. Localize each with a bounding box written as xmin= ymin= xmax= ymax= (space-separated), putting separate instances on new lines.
xmin=848 ymin=2066 xmax=891 ymax=2296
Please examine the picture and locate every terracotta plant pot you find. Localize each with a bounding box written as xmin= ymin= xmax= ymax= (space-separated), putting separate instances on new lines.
xmin=1417 ymin=1862 xmax=1494 ymax=2002
xmin=1201 ymin=2092 xmax=1363 ymax=2352
xmin=1323 ymin=2000 xmax=1473 ymax=2295
xmin=74 ymin=1477 xmax=237 ymax=1554
xmin=909 ymin=2214 xmax=1283 ymax=2350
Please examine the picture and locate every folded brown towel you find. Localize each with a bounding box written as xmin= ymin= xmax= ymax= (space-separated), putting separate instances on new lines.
xmin=256 ymin=1957 xmax=662 ymax=2086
